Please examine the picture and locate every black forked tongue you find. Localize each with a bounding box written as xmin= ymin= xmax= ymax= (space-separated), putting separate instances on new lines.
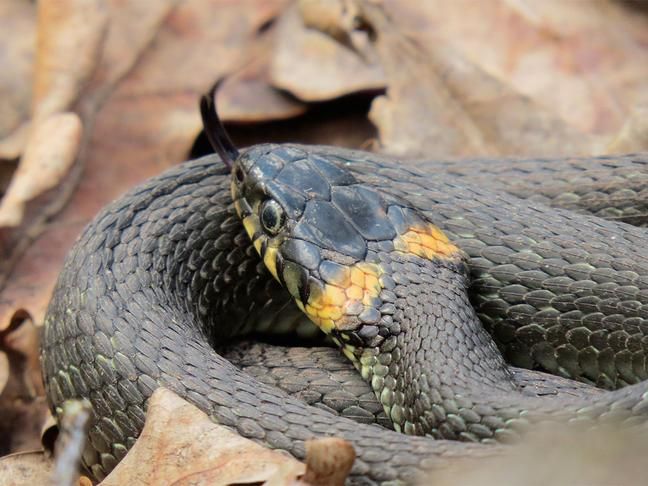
xmin=200 ymin=79 xmax=240 ymax=171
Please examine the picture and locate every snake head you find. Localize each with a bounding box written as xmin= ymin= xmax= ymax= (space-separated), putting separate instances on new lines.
xmin=231 ymin=144 xmax=466 ymax=359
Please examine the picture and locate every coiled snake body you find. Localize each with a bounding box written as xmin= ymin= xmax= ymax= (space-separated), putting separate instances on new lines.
xmin=41 ymin=140 xmax=648 ymax=484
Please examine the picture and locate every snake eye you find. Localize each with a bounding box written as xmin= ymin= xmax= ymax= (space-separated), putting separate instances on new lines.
xmin=260 ymin=199 xmax=285 ymax=235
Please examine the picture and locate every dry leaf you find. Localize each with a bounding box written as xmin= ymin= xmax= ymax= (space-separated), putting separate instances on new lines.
xmin=0 ymin=0 xmax=35 ymax=146
xmin=0 ymin=112 xmax=82 ymax=227
xmin=0 ymin=0 xmax=106 ymax=161
xmin=386 ymin=0 xmax=648 ymax=137
xmin=270 ymin=4 xmax=384 ymax=101
xmin=33 ymin=0 xmax=107 ymax=120
xmin=217 ymin=58 xmax=308 ymax=123
xmin=0 ymin=450 xmax=54 ymax=486
xmin=101 ymin=388 xmax=305 ymax=486
xmin=272 ymin=0 xmax=648 ymax=157
xmin=370 ymin=0 xmax=648 ymax=155
xmin=354 ymin=1 xmax=599 ymax=157
xmin=0 ymin=316 xmax=49 ymax=456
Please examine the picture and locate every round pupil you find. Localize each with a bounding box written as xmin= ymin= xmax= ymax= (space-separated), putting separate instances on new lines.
xmin=261 ymin=201 xmax=283 ymax=233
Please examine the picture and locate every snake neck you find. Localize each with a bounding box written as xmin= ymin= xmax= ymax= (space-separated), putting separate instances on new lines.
xmin=348 ymin=247 xmax=525 ymax=439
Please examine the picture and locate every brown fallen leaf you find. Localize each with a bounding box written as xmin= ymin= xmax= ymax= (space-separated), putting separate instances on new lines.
xmin=33 ymin=0 xmax=107 ymax=120
xmin=0 ymin=315 xmax=49 ymax=456
xmin=0 ymin=450 xmax=54 ymax=486
xmin=355 ymin=1 xmax=599 ymax=158
xmin=270 ymin=3 xmax=385 ymax=101
xmin=0 ymin=0 xmax=106 ymax=163
xmin=271 ymin=0 xmax=648 ymax=157
xmin=387 ymin=0 xmax=648 ymax=137
xmin=0 ymin=0 xmax=35 ymax=154
xmin=100 ymin=388 xmax=306 ymax=486
xmin=0 ymin=0 xmax=106 ymax=309
xmin=218 ymin=63 xmax=308 ymax=123
xmin=0 ymin=112 xmax=82 ymax=228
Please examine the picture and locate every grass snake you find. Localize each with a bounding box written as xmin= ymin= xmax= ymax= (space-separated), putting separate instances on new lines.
xmin=40 ymin=97 xmax=648 ymax=484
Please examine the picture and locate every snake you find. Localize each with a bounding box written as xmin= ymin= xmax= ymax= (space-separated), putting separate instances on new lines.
xmin=40 ymin=88 xmax=648 ymax=484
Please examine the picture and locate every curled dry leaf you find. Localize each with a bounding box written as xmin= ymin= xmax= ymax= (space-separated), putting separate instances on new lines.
xmin=284 ymin=0 xmax=648 ymax=157
xmin=0 ymin=450 xmax=54 ymax=486
xmin=33 ymin=0 xmax=107 ymax=120
xmin=0 ymin=112 xmax=82 ymax=228
xmin=270 ymin=4 xmax=384 ymax=102
xmin=217 ymin=67 xmax=308 ymax=123
xmin=0 ymin=0 xmax=106 ymax=161
xmin=0 ymin=0 xmax=35 ymax=150
xmin=399 ymin=0 xmax=648 ymax=137
xmin=370 ymin=0 xmax=648 ymax=156
xmin=354 ymin=1 xmax=598 ymax=158
xmin=101 ymin=388 xmax=305 ymax=486
xmin=0 ymin=316 xmax=49 ymax=456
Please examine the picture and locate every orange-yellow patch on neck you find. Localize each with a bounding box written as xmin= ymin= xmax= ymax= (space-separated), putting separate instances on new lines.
xmin=303 ymin=262 xmax=383 ymax=333
xmin=394 ymin=223 xmax=460 ymax=260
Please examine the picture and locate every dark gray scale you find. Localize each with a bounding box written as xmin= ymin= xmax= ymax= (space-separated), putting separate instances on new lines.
xmin=295 ymin=200 xmax=368 ymax=260
xmin=331 ymin=185 xmax=397 ymax=241
xmin=275 ymin=159 xmax=332 ymax=200
xmin=310 ymin=154 xmax=358 ymax=186
xmin=280 ymin=239 xmax=321 ymax=271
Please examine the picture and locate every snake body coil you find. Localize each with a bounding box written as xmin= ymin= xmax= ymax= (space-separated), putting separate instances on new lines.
xmin=41 ymin=144 xmax=648 ymax=484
